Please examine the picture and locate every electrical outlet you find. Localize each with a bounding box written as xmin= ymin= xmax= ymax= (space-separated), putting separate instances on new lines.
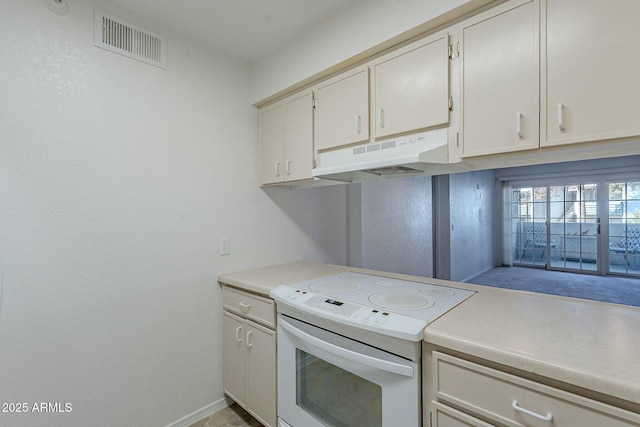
xmin=219 ymin=238 xmax=231 ymax=256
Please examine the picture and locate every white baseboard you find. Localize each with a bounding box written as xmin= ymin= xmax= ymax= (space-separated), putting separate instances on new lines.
xmin=460 ymin=265 xmax=496 ymax=283
xmin=166 ymin=396 xmax=233 ymax=427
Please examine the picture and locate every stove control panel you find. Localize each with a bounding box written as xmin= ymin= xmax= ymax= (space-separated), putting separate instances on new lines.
xmin=270 ymin=285 xmax=428 ymax=341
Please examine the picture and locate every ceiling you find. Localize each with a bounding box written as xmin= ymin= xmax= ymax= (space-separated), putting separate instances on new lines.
xmin=100 ymin=0 xmax=360 ymax=61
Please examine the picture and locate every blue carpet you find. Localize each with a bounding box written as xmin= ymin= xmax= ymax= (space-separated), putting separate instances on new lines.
xmin=467 ymin=267 xmax=640 ymax=307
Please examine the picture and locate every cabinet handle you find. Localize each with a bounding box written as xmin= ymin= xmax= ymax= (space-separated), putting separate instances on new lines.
xmin=558 ymin=102 xmax=565 ymax=131
xmin=516 ymin=112 xmax=523 ymax=139
xmin=246 ymin=331 xmax=253 ymax=348
xmin=286 ymin=160 xmax=292 ymax=175
xmin=275 ymin=162 xmax=281 ymax=177
xmin=378 ymin=108 xmax=384 ymax=128
xmin=235 ymin=326 xmax=243 ymax=343
xmin=355 ymin=114 xmax=361 ymax=134
xmin=279 ymin=316 xmax=413 ymax=377
xmin=512 ymin=400 xmax=553 ymax=422
xmin=238 ymin=301 xmax=251 ymax=312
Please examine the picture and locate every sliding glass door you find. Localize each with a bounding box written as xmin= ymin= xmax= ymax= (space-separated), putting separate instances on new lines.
xmin=510 ymin=180 xmax=640 ymax=277
xmin=512 ymin=186 xmax=549 ymax=267
xmin=549 ymin=184 xmax=599 ymax=272
xmin=608 ymin=181 xmax=640 ymax=276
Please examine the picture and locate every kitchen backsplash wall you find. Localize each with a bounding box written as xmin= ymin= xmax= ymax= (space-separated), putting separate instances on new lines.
xmin=352 ymin=176 xmax=434 ymax=278
xmin=347 ymin=170 xmax=496 ymax=282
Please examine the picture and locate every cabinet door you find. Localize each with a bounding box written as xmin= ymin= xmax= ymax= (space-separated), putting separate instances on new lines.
xmin=259 ymin=104 xmax=285 ymax=185
xmin=284 ymin=91 xmax=313 ymax=182
xmin=373 ymin=33 xmax=449 ymax=139
xmin=543 ymin=0 xmax=640 ymax=147
xmin=246 ymin=320 xmax=277 ymax=427
xmin=315 ymin=67 xmax=369 ymax=151
xmin=222 ymin=311 xmax=247 ymax=406
xmin=459 ymin=0 xmax=539 ymax=157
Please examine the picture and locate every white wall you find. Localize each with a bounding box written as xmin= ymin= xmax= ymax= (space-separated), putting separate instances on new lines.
xmin=250 ymin=0 xmax=483 ymax=103
xmin=449 ymin=170 xmax=496 ymax=282
xmin=358 ymin=177 xmax=434 ymax=278
xmin=0 ymin=1 xmax=346 ymax=426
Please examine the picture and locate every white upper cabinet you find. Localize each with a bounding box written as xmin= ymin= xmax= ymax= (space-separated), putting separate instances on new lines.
xmin=542 ymin=0 xmax=640 ymax=147
xmin=259 ymin=90 xmax=313 ymax=185
xmin=259 ymin=103 xmax=285 ymax=185
xmin=284 ymin=92 xmax=314 ymax=182
xmin=259 ymin=0 xmax=640 ymax=184
xmin=371 ymin=32 xmax=450 ymax=139
xmin=456 ymin=0 xmax=540 ymax=157
xmin=315 ymin=66 xmax=369 ymax=151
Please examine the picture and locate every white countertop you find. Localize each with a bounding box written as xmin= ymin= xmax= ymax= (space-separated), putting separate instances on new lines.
xmin=217 ymin=261 xmax=640 ymax=406
xmin=424 ymin=284 xmax=640 ymax=406
xmin=217 ymin=261 xmax=348 ymax=295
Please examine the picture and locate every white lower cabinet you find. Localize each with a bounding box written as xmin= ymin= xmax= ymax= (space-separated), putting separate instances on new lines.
xmin=223 ymin=311 xmax=248 ymax=404
xmin=222 ymin=286 xmax=276 ymax=427
xmin=430 ymin=351 xmax=640 ymax=427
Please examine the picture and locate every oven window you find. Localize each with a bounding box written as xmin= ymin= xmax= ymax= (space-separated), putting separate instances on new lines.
xmin=296 ymin=349 xmax=382 ymax=427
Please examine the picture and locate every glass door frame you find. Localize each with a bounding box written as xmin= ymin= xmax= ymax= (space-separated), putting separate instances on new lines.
xmin=507 ymin=174 xmax=640 ymax=278
xmin=508 ymin=176 xmax=640 ymax=277
xmin=606 ymin=180 xmax=640 ymax=277
xmin=511 ymin=185 xmax=552 ymax=269
xmin=511 ymin=182 xmax=604 ymax=275
xmin=547 ymin=183 xmax=601 ymax=275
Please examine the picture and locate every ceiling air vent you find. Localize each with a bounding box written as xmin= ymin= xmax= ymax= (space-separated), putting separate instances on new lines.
xmin=94 ymin=9 xmax=167 ymax=69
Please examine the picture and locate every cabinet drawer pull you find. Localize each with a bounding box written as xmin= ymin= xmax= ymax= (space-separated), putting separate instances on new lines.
xmin=275 ymin=161 xmax=281 ymax=177
xmin=516 ymin=112 xmax=523 ymax=138
xmin=238 ymin=301 xmax=251 ymax=312
xmin=512 ymin=400 xmax=552 ymax=422
xmin=558 ymin=102 xmax=565 ymax=131
xmin=235 ymin=326 xmax=243 ymax=343
xmin=246 ymin=331 xmax=253 ymax=348
xmin=286 ymin=160 xmax=292 ymax=175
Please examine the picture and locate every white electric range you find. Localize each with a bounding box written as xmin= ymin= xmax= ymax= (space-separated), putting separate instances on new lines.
xmin=271 ymin=271 xmax=475 ymax=342
xmin=271 ymin=271 xmax=476 ymax=427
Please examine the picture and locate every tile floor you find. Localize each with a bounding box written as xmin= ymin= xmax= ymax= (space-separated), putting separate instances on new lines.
xmin=189 ymin=403 xmax=261 ymax=427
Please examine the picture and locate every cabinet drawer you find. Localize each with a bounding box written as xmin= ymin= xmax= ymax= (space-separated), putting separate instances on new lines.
xmin=222 ymin=286 xmax=275 ymax=328
xmin=432 ymin=401 xmax=495 ymax=427
xmin=433 ymin=352 xmax=640 ymax=427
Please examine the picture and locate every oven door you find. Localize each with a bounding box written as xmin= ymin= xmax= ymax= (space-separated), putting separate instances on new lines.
xmin=277 ymin=314 xmax=420 ymax=427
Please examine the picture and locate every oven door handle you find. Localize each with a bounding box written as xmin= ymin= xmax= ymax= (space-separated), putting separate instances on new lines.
xmin=279 ymin=318 xmax=414 ymax=377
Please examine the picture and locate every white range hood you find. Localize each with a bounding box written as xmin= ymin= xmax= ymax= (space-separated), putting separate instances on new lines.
xmin=312 ymin=128 xmax=469 ymax=182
